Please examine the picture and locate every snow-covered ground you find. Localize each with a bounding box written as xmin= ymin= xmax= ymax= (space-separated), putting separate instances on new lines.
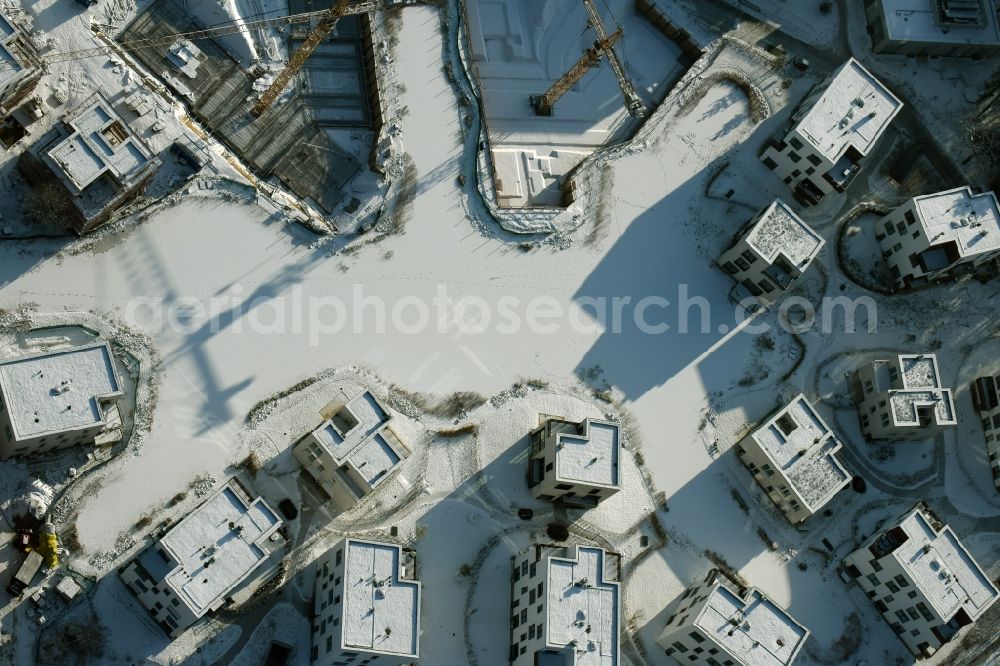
xmin=0 ymin=0 xmax=998 ymax=665
xmin=465 ymin=0 xmax=687 ymax=207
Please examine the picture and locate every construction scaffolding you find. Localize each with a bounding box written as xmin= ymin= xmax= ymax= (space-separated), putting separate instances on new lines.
xmin=121 ymin=0 xmax=368 ymax=213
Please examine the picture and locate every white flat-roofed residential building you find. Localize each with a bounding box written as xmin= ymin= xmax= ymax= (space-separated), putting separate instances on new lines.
xmin=657 ymin=569 xmax=810 ymax=666
xmin=718 ymin=200 xmax=824 ymax=306
xmin=292 ymin=390 xmax=410 ymax=512
xmin=509 ymin=544 xmax=621 ymax=666
xmin=864 ymin=0 xmax=1000 ymax=57
xmin=119 ymin=478 xmax=285 ymax=638
xmin=0 ymin=341 xmax=124 ymax=459
xmin=734 ymin=395 xmax=852 ymax=523
xmin=18 ymin=90 xmax=161 ymax=235
xmin=875 ymin=187 xmax=1000 ymax=289
xmin=843 ymin=504 xmax=999 ymax=658
xmin=761 ymin=58 xmax=902 ymax=207
xmin=527 ymin=416 xmax=621 ymax=509
xmin=311 ymin=538 xmax=420 ymax=665
xmin=856 ymin=354 xmax=956 ymax=441
xmin=970 ymin=373 xmax=1000 ymax=491
xmin=0 ymin=11 xmax=42 ymax=117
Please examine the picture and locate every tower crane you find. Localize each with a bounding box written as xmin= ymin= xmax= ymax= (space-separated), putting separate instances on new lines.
xmin=531 ymin=0 xmax=646 ymax=118
xmin=0 ymin=2 xmax=383 ymax=75
xmin=250 ymin=0 xmax=354 ymax=118
xmin=530 ymin=29 xmax=622 ymax=117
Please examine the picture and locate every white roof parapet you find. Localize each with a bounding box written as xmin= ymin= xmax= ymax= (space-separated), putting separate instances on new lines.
xmin=342 ymin=539 xmax=420 ymax=658
xmin=795 ymin=58 xmax=902 ymax=163
xmin=912 ymin=187 xmax=1000 ymax=258
xmin=750 ymin=394 xmax=850 ymax=510
xmin=45 ymin=91 xmax=156 ymax=194
xmin=890 ymin=354 xmax=955 ymax=426
xmin=696 ymin=572 xmax=811 ymax=666
xmin=0 ymin=341 xmax=123 ymax=441
xmin=310 ymin=389 xmax=404 ymax=489
xmin=157 ymin=480 xmax=283 ymax=617
xmin=746 ymin=200 xmax=825 ymax=268
xmin=878 ymin=0 xmax=1000 ymax=47
xmin=886 ymin=508 xmax=999 ymax=621
xmin=545 ymin=546 xmax=620 ymax=666
xmin=553 ymin=419 xmax=621 ymax=488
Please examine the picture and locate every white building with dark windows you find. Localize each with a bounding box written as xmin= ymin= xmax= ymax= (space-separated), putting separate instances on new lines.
xmin=843 ymin=504 xmax=999 ymax=658
xmin=292 ymin=390 xmax=410 ymax=512
xmin=310 ymin=538 xmax=420 ymax=665
xmin=855 ymin=354 xmax=956 ymax=441
xmin=509 ymin=544 xmax=621 ymax=665
xmin=971 ymin=373 xmax=1000 ymax=490
xmin=718 ymin=200 xmax=824 ymax=306
xmin=864 ymin=0 xmax=1000 ymax=58
xmin=657 ymin=569 xmax=810 ymax=666
xmin=875 ymin=187 xmax=1000 ymax=289
xmin=527 ymin=416 xmax=621 ymax=508
xmin=761 ymin=58 xmax=902 ymax=206
xmin=119 ymin=478 xmax=285 ymax=638
xmin=734 ymin=395 xmax=852 ymax=523
xmin=0 ymin=341 xmax=124 ymax=460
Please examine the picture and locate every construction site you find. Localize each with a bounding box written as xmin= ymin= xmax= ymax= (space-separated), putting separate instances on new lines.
xmin=119 ymin=0 xmax=386 ymax=218
xmin=464 ymin=0 xmax=703 ymax=208
xmin=2 ymin=0 xmax=1000 ymax=665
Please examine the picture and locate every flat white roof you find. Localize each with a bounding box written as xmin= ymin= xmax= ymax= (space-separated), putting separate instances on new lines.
xmin=313 ymin=390 xmax=390 ymax=458
xmin=47 ymin=92 xmax=154 ymax=193
xmin=900 ymin=354 xmax=941 ymax=389
xmin=696 ymin=581 xmax=809 ymax=666
xmin=878 ymin=0 xmax=1000 ymax=46
xmin=342 ymin=539 xmax=419 ymax=658
xmin=346 ymin=433 xmax=401 ymax=487
xmin=746 ymin=200 xmax=824 ymax=268
xmin=795 ymin=58 xmax=902 ymax=163
xmin=311 ymin=390 xmax=402 ymax=489
xmin=750 ymin=395 xmax=851 ymax=510
xmin=545 ymin=546 xmax=619 ymax=666
xmin=159 ymin=482 xmax=281 ymax=617
xmin=0 ymin=341 xmax=122 ymax=441
xmin=890 ymin=354 xmax=955 ymax=425
xmin=892 ymin=509 xmax=999 ymax=621
xmin=554 ymin=420 xmax=620 ymax=488
xmin=914 ymin=187 xmax=1000 ymax=258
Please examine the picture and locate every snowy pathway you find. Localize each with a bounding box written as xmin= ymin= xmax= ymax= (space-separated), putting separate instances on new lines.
xmin=0 ymin=4 xmax=998 ymax=665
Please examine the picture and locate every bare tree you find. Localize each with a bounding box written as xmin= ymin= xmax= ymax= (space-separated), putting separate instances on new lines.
xmin=24 ymin=183 xmax=75 ymax=229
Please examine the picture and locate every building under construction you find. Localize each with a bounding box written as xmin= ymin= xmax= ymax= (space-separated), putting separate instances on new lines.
xmin=120 ymin=0 xmax=381 ymax=214
xmin=17 ymin=91 xmax=161 ymax=235
xmin=0 ymin=11 xmax=43 ymax=118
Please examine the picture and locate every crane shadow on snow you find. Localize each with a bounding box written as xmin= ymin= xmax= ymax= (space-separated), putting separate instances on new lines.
xmin=570 ymin=166 xmax=739 ymax=402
